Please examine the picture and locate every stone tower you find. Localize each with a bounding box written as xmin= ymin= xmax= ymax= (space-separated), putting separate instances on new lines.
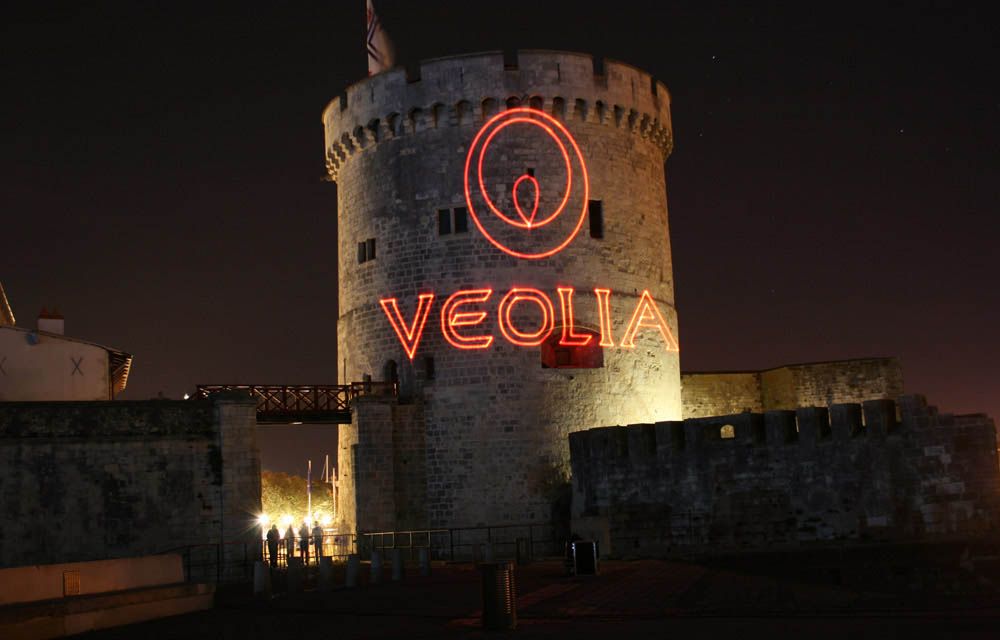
xmin=324 ymin=50 xmax=678 ymax=532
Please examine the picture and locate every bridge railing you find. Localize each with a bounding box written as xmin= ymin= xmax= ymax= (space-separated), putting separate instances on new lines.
xmin=195 ymin=382 xmax=397 ymax=422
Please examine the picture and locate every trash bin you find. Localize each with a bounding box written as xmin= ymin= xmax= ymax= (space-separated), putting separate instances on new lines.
xmin=480 ymin=561 xmax=516 ymax=630
xmin=568 ymin=540 xmax=598 ymax=576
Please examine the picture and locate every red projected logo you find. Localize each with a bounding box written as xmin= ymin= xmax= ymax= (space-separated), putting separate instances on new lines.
xmin=464 ymin=108 xmax=590 ymax=260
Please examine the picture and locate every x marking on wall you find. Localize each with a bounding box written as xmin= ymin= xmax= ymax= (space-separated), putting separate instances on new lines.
xmin=71 ymin=356 xmax=84 ymax=376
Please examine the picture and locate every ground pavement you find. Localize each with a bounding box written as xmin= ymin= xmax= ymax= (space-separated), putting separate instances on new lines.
xmin=78 ymin=559 xmax=1000 ymax=639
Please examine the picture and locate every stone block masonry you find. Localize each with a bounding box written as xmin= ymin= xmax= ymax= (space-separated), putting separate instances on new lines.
xmin=681 ymin=357 xmax=903 ymax=419
xmin=0 ymin=393 xmax=260 ymax=568
xmin=327 ymin=50 xmax=682 ymax=529
xmin=569 ymin=394 xmax=999 ymax=556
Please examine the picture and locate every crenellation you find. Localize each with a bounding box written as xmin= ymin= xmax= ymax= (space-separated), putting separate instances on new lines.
xmin=794 ymin=406 xmax=830 ymax=445
xmin=323 ymin=50 xmax=674 ymax=181
xmin=627 ymin=423 xmax=657 ymax=462
xmin=863 ymin=398 xmax=897 ymax=437
xmin=571 ymin=394 xmax=999 ymax=554
xmin=829 ymin=402 xmax=862 ymax=439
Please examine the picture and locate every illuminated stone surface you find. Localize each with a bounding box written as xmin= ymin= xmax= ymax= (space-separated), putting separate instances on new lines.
xmin=681 ymin=357 xmax=904 ymax=419
xmin=325 ymin=51 xmax=678 ymax=530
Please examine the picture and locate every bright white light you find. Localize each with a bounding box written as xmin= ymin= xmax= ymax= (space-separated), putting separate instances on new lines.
xmin=183 ymin=393 xmax=190 ymax=400
xmin=320 ymin=514 xmax=332 ymax=527
xmin=257 ymin=513 xmax=270 ymax=527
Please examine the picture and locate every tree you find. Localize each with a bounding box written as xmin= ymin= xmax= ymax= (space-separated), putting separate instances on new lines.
xmin=261 ymin=470 xmax=334 ymax=524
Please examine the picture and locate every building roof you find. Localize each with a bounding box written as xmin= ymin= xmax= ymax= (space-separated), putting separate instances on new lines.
xmin=0 ymin=282 xmax=13 ymax=326
xmin=0 ymin=325 xmax=133 ymax=395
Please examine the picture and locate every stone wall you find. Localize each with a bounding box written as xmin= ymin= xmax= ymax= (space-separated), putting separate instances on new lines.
xmin=0 ymin=394 xmax=260 ymax=568
xmin=570 ymin=395 xmax=999 ymax=556
xmin=336 ymin=394 xmax=426 ymax=534
xmin=682 ymin=357 xmax=904 ymax=419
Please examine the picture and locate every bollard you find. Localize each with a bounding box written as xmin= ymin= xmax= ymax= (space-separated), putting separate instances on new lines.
xmin=253 ymin=560 xmax=271 ymax=597
xmin=287 ymin=557 xmax=304 ymax=594
xmin=370 ymin=550 xmax=383 ymax=584
xmin=345 ymin=554 xmax=360 ymax=588
xmin=319 ymin=556 xmax=334 ymax=592
xmin=418 ymin=547 xmax=431 ymax=577
xmin=515 ymin=537 xmax=530 ymax=566
xmin=480 ymin=561 xmax=516 ymax=630
xmin=391 ymin=548 xmax=404 ymax=581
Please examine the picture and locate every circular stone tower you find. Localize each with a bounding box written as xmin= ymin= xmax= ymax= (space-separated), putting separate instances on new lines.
xmin=325 ymin=50 xmax=678 ymax=531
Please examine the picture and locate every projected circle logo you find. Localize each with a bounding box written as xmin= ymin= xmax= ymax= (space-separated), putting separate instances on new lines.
xmin=463 ymin=108 xmax=590 ymax=260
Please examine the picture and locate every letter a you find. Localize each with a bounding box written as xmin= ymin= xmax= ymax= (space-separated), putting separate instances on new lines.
xmin=620 ymin=290 xmax=679 ymax=351
xmin=379 ymin=293 xmax=435 ymax=360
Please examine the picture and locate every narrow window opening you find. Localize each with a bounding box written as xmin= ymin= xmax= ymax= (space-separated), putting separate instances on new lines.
xmin=438 ymin=209 xmax=452 ymax=235
xmin=453 ymin=207 xmax=468 ymax=233
xmin=366 ymin=238 xmax=376 ymax=260
xmin=424 ymin=356 xmax=435 ymax=381
xmin=357 ymin=241 xmax=367 ymax=264
xmin=526 ymin=167 xmax=535 ymax=177
xmin=588 ymin=200 xmax=604 ymax=239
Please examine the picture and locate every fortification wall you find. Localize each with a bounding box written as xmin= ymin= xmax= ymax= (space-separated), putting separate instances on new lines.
xmin=336 ymin=396 xmax=426 ymax=534
xmin=570 ymin=395 xmax=999 ymax=556
xmin=0 ymin=395 xmax=260 ymax=568
xmin=681 ymin=372 xmax=762 ymax=418
xmin=327 ymin=50 xmax=680 ymax=529
xmin=682 ymin=358 xmax=904 ymax=419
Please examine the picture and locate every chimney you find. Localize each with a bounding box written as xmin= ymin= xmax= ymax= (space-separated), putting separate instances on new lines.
xmin=38 ymin=308 xmax=65 ymax=335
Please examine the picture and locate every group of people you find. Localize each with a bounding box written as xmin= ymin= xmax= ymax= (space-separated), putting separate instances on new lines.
xmin=265 ymin=522 xmax=325 ymax=567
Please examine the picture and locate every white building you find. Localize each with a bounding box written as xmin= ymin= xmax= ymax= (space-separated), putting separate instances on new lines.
xmin=0 ymin=282 xmax=132 ymax=401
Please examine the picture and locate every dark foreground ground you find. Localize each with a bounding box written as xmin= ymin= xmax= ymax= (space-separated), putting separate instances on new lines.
xmin=78 ymin=559 xmax=1000 ymax=639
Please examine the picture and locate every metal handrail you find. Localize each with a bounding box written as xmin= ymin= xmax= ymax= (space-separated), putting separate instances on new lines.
xmin=156 ymin=540 xmax=257 ymax=584
xmin=359 ymin=523 xmax=567 ymax=562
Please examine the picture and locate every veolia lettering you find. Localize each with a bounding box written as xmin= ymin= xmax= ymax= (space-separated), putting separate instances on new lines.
xmin=379 ymin=287 xmax=678 ymax=360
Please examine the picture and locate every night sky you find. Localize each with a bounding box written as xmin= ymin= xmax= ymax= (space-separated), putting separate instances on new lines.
xmin=2 ymin=2 xmax=996 ymax=473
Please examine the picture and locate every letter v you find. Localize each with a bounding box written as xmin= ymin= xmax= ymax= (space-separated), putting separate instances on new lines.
xmin=379 ymin=293 xmax=435 ymax=360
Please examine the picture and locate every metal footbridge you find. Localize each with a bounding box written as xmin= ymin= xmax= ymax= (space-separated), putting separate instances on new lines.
xmin=195 ymin=382 xmax=396 ymax=424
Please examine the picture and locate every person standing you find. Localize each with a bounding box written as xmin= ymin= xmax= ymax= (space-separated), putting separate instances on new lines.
xmin=266 ymin=524 xmax=280 ymax=568
xmin=284 ymin=523 xmax=295 ymax=565
xmin=299 ymin=521 xmax=311 ymax=565
xmin=312 ymin=522 xmax=324 ymax=562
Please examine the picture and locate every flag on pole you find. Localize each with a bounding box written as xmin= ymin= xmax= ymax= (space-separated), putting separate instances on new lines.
xmin=366 ymin=0 xmax=395 ymax=76
xmin=307 ymin=459 xmax=312 ymax=520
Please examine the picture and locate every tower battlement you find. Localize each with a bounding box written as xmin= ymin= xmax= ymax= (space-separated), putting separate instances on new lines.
xmin=570 ymin=395 xmax=994 ymax=459
xmin=569 ymin=395 xmax=1000 ymax=553
xmin=323 ymin=50 xmax=673 ymax=181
